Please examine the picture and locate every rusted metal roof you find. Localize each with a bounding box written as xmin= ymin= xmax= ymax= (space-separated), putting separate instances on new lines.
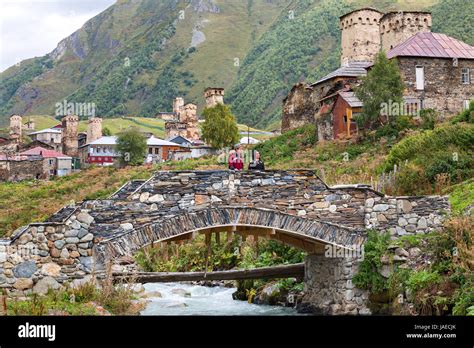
xmin=388 ymin=32 xmax=474 ymax=59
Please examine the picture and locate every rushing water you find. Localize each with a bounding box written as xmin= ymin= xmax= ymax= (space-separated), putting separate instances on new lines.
xmin=140 ymin=283 xmax=302 ymax=316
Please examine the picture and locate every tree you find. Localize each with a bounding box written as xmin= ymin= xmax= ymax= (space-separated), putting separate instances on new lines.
xmin=102 ymin=127 xmax=112 ymax=136
xmin=201 ymin=103 xmax=239 ymax=149
xmin=116 ymin=127 xmax=147 ymax=166
xmin=355 ymin=51 xmax=404 ymax=133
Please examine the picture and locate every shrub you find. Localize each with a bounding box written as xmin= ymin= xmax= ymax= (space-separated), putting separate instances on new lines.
xmin=452 ymin=100 xmax=474 ymax=124
xmin=420 ymin=109 xmax=437 ymax=130
xmin=353 ymin=231 xmax=390 ymax=293
xmin=382 ymin=124 xmax=474 ymax=171
xmin=406 ymin=270 xmax=441 ymax=293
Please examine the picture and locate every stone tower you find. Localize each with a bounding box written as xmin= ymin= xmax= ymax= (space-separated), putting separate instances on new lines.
xmin=183 ymin=103 xmax=199 ymax=140
xmin=173 ymin=97 xmax=185 ymax=117
xmin=9 ymin=115 xmax=22 ymax=142
xmin=61 ymin=115 xmax=79 ymax=157
xmin=204 ymin=88 xmax=225 ymax=108
xmin=339 ymin=8 xmax=383 ymax=64
xmin=87 ymin=117 xmax=103 ymax=144
xmin=380 ymin=11 xmax=432 ymax=52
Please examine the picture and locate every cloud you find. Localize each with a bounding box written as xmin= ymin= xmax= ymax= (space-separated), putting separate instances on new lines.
xmin=0 ymin=0 xmax=116 ymax=72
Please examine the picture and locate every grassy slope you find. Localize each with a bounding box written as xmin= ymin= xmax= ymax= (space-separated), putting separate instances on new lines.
xmin=0 ymin=157 xmax=226 ymax=237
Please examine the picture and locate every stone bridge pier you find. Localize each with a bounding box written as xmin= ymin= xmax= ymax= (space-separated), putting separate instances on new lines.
xmin=0 ymin=170 xmax=449 ymax=315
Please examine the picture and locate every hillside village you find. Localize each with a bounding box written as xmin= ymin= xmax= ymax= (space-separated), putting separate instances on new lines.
xmin=0 ymin=88 xmax=243 ymax=181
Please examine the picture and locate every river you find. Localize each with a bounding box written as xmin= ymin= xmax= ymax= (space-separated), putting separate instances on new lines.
xmin=140 ymin=283 xmax=302 ymax=316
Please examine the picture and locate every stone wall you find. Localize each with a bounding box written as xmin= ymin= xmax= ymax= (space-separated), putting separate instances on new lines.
xmin=301 ymin=254 xmax=370 ymax=315
xmin=365 ymin=195 xmax=449 ymax=237
xmin=282 ymin=83 xmax=315 ymax=132
xmin=0 ymin=158 xmax=47 ymax=182
xmin=397 ymin=57 xmax=474 ymax=117
xmin=0 ymin=211 xmax=95 ymax=293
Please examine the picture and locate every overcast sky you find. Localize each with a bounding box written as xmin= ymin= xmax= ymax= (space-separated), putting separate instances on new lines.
xmin=0 ymin=0 xmax=116 ymax=72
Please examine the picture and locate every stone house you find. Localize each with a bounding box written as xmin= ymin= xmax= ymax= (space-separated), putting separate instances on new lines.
xmin=282 ymin=8 xmax=474 ymax=140
xmin=387 ymin=32 xmax=474 ymax=115
xmin=20 ymin=147 xmax=72 ymax=177
xmin=0 ymin=154 xmax=47 ymax=181
xmin=28 ymin=128 xmax=62 ymax=151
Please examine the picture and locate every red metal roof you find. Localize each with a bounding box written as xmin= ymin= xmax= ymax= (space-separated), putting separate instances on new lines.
xmin=388 ymin=32 xmax=474 ymax=59
xmin=20 ymin=146 xmax=71 ymax=159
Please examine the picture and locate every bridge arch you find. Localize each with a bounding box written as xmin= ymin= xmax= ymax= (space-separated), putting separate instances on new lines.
xmin=94 ymin=207 xmax=366 ymax=265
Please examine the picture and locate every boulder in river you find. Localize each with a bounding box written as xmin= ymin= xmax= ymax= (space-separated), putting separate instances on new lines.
xmin=171 ymin=288 xmax=191 ymax=297
xmin=143 ymin=291 xmax=163 ymax=298
xmin=162 ymin=301 xmax=188 ymax=308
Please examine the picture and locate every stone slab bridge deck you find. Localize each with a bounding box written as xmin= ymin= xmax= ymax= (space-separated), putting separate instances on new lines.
xmin=0 ymin=170 xmax=449 ymax=314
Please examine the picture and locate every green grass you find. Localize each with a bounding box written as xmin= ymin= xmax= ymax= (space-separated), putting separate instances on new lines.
xmin=447 ymin=179 xmax=474 ymax=215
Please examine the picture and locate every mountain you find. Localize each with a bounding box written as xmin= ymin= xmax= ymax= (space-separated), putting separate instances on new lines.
xmin=1 ymin=0 xmax=472 ymax=129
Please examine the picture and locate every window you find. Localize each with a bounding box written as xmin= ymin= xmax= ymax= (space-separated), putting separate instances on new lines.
xmin=464 ymin=100 xmax=471 ymax=110
xmin=461 ymin=68 xmax=470 ymax=84
xmin=155 ymin=148 xmax=159 ymax=155
xmin=148 ymin=148 xmax=153 ymax=154
xmin=416 ymin=66 xmax=424 ymax=90
xmin=49 ymin=159 xmax=54 ymax=165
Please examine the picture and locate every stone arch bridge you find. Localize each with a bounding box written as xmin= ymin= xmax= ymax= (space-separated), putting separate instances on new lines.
xmin=0 ymin=170 xmax=449 ymax=314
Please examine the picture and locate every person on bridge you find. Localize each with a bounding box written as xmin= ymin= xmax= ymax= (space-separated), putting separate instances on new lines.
xmin=232 ymin=144 xmax=244 ymax=171
xmin=248 ymin=150 xmax=265 ymax=171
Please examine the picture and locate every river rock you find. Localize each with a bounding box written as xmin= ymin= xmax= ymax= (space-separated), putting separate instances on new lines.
xmin=80 ymin=234 xmax=94 ymax=242
xmin=143 ymin=291 xmax=163 ymax=298
xmin=13 ymin=278 xmax=34 ymax=290
xmin=162 ymin=301 xmax=188 ymax=308
xmin=54 ymin=240 xmax=66 ymax=249
xmin=409 ymin=247 xmax=422 ymax=258
xmin=65 ymin=229 xmax=78 ymax=237
xmin=41 ymin=263 xmax=61 ymax=277
xmin=33 ymin=276 xmax=61 ymax=295
xmin=65 ymin=237 xmax=80 ymax=244
xmin=395 ymin=248 xmax=409 ymax=258
xmin=13 ymin=261 xmax=37 ymax=278
xmin=76 ymin=212 xmax=94 ymax=225
xmin=171 ymin=288 xmax=191 ymax=297
xmin=131 ymin=283 xmax=146 ymax=294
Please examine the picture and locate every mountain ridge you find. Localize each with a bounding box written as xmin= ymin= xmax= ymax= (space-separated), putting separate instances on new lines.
xmin=1 ymin=0 xmax=472 ymax=128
